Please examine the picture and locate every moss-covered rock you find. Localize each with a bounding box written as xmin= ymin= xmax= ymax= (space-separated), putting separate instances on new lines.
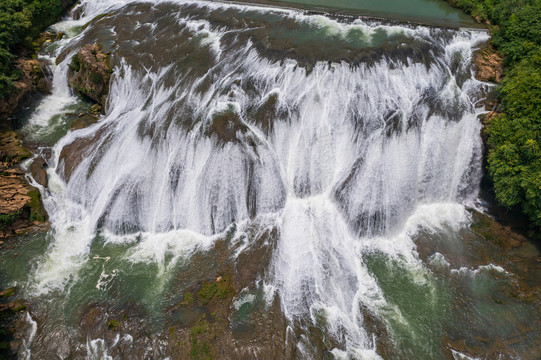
xmin=470 ymin=209 xmax=525 ymax=251
xmin=179 ymin=292 xmax=195 ymax=307
xmin=67 ymin=44 xmax=112 ymax=107
xmin=107 ymin=319 xmax=120 ymax=331
xmin=197 ymin=276 xmax=234 ymax=306
xmin=474 ymin=45 xmax=503 ymax=83
xmin=0 ymin=288 xmax=15 ymax=298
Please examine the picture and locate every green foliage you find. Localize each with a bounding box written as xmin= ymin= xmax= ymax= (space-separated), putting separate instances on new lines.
xmin=68 ymin=53 xmax=79 ymax=72
xmin=106 ymin=319 xmax=120 ymax=330
xmin=27 ymin=189 xmax=46 ymax=222
xmin=197 ymin=283 xmax=218 ymax=306
xmin=189 ymin=317 xmax=214 ymax=360
xmin=90 ymin=72 xmax=103 ymax=85
xmin=447 ymin=0 xmax=541 ymax=231
xmin=0 ymin=0 xmax=75 ymax=99
xmin=197 ymin=276 xmax=234 ymax=305
xmin=0 ymin=211 xmax=21 ymax=230
xmin=179 ymin=291 xmax=195 ymax=306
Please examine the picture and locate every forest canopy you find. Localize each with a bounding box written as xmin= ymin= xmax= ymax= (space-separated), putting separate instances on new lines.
xmin=0 ymin=0 xmax=73 ymax=98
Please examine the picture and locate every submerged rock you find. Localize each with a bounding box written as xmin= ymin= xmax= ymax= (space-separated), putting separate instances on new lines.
xmin=69 ymin=113 xmax=99 ymax=131
xmin=469 ymin=209 xmax=526 ymax=251
xmin=205 ymin=104 xmax=249 ymax=144
xmin=67 ymin=44 xmax=112 ymax=107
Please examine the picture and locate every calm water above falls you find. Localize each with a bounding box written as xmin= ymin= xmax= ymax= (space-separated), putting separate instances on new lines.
xmin=1 ymin=0 xmax=540 ymax=359
xmin=261 ymin=0 xmax=477 ymax=27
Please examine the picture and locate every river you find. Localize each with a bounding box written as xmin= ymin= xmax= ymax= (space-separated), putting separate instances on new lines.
xmin=1 ymin=0 xmax=540 ymax=359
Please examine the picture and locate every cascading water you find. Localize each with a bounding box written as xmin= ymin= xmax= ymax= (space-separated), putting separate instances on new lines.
xmin=11 ymin=0 xmax=536 ymax=359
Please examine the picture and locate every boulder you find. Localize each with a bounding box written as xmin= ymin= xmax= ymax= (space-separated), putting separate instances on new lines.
xmin=30 ymin=156 xmax=48 ymax=188
xmin=67 ymin=44 xmax=112 ymax=107
xmin=474 ymin=46 xmax=503 ymax=83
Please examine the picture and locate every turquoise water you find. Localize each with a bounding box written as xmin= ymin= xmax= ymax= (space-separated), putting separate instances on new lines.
xmin=242 ymin=0 xmax=478 ymax=27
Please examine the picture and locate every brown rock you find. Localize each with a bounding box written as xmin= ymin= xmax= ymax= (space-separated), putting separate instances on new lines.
xmin=474 ymin=46 xmax=503 ymax=83
xmin=0 ymin=287 xmax=15 ymax=298
xmin=483 ymin=110 xmax=500 ymax=127
xmin=58 ymin=125 xmax=106 ymax=182
xmin=67 ymin=44 xmax=112 ymax=105
xmin=0 ymin=131 xmax=48 ymax=238
xmin=30 ymin=157 xmax=48 ymax=188
xmin=470 ymin=210 xmax=526 ymax=251
xmin=69 ymin=114 xmax=99 ymax=131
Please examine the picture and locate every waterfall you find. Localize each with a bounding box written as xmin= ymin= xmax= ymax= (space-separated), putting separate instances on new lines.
xmin=21 ymin=0 xmax=490 ymax=357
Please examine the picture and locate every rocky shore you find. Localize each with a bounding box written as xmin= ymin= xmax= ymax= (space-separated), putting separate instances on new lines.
xmin=0 ymin=130 xmax=49 ymax=239
xmin=0 ymin=29 xmax=106 ymax=358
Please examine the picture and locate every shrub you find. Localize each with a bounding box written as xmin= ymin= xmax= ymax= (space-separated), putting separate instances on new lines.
xmin=0 ymin=0 xmax=76 ymax=99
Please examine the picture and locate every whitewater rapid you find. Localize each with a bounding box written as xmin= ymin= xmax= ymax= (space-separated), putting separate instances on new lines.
xmin=19 ymin=0 xmax=491 ymax=357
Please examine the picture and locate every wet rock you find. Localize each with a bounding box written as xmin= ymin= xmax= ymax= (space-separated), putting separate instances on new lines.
xmin=0 ymin=131 xmax=48 ymax=238
xmin=68 ymin=44 xmax=112 ymax=106
xmin=474 ymin=46 xmax=503 ymax=83
xmin=469 ymin=209 xmax=526 ymax=251
xmin=30 ymin=156 xmax=48 ymax=188
xmin=205 ymin=104 xmax=249 ymax=144
xmin=0 ymin=59 xmax=51 ymax=121
xmin=58 ymin=126 xmax=106 ymax=181
xmin=0 ymin=299 xmax=26 ymax=313
xmin=0 ymin=288 xmax=15 ymax=298
xmin=69 ymin=114 xmax=99 ymax=131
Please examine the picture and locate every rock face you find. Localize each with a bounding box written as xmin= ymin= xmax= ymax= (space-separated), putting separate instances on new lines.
xmin=0 ymin=59 xmax=51 ymax=121
xmin=0 ymin=131 xmax=48 ymax=238
xmin=67 ymin=44 xmax=112 ymax=106
xmin=474 ymin=46 xmax=503 ymax=83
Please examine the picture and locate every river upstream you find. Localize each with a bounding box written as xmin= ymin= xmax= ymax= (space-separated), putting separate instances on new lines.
xmin=1 ymin=0 xmax=540 ymax=359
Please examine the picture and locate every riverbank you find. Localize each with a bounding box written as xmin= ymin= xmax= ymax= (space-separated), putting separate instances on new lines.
xmin=444 ymin=0 xmax=541 ymax=237
xmin=0 ymin=0 xmax=79 ymax=238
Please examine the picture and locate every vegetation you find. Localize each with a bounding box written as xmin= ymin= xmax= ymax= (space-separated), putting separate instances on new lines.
xmin=0 ymin=0 xmax=75 ymax=99
xmin=447 ymin=0 xmax=541 ymax=232
xmin=27 ymin=189 xmax=46 ymax=222
xmin=179 ymin=291 xmax=195 ymax=306
xmin=189 ymin=316 xmax=214 ymax=360
xmin=106 ymin=319 xmax=120 ymax=331
xmin=197 ymin=276 xmax=234 ymax=306
xmin=0 ymin=211 xmax=21 ymax=230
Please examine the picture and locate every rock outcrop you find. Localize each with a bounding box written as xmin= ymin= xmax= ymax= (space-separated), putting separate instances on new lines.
xmin=0 ymin=59 xmax=51 ymax=121
xmin=474 ymin=46 xmax=503 ymax=83
xmin=67 ymin=44 xmax=112 ymax=107
xmin=0 ymin=131 xmax=48 ymax=238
